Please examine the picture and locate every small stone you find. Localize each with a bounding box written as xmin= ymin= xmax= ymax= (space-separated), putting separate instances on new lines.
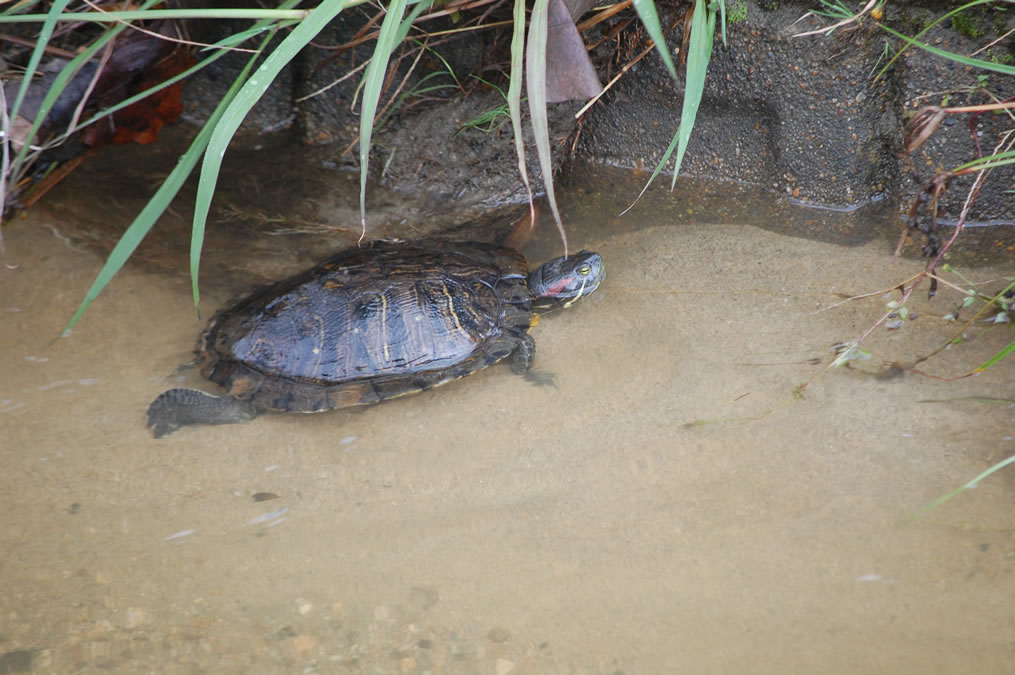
xmin=496 ymin=658 xmax=515 ymax=675
xmin=400 ymin=656 xmax=417 ymax=672
xmin=288 ymin=634 xmax=317 ymax=655
xmin=298 ymin=602 xmax=313 ymax=616
xmin=0 ymin=650 xmax=34 ymax=672
xmin=486 ymin=627 xmax=510 ymax=643
xmin=124 ymin=606 xmax=147 ymax=628
xmin=408 ymin=586 xmax=439 ymax=610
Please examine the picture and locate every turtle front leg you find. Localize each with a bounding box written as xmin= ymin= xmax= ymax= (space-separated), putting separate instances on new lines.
xmin=510 ymin=333 xmax=556 ymax=387
xmin=147 ymin=388 xmax=258 ymax=438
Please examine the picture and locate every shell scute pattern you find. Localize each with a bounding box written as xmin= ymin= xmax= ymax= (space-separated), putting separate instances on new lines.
xmin=198 ymin=241 xmax=532 ymax=412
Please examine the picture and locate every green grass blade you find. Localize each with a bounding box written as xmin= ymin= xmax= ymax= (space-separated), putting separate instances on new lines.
xmin=669 ymin=0 xmax=715 ymax=191
xmin=63 ymin=8 xmax=299 ymax=333
xmin=974 ymin=340 xmax=1015 ymax=374
xmin=1 ymin=1 xmax=43 ymax=18
xmin=191 ymin=1 xmax=345 ymax=308
xmin=618 ymin=129 xmax=680 ymax=216
xmin=873 ymin=0 xmax=999 ymax=80
xmin=526 ymin=0 xmax=567 ymax=253
xmin=621 ymin=0 xmax=716 ymax=214
xmin=717 ymin=0 xmax=727 ymax=46
xmin=64 ymin=118 xmax=220 ymax=334
xmin=7 ymin=0 xmax=73 ymax=178
xmin=55 ymin=26 xmax=281 ymax=145
xmin=5 ymin=0 xmax=68 ymax=122
xmin=507 ymin=0 xmax=534 ymax=223
xmin=359 ymin=0 xmax=419 ymax=230
xmin=8 ymin=0 xmax=167 ymax=208
xmin=631 ymin=0 xmax=678 ymax=81
xmin=878 ymin=23 xmax=1015 ymax=77
xmin=954 ymin=149 xmax=1015 ymax=173
xmin=0 ymin=8 xmax=311 ymax=24
xmin=913 ymin=455 xmax=1015 ymax=518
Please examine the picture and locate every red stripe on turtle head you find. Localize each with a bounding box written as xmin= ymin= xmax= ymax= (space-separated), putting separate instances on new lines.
xmin=541 ymin=274 xmax=576 ymax=297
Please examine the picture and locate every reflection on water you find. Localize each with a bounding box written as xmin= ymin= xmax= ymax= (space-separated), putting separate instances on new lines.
xmin=2 ymin=156 xmax=1015 ymax=672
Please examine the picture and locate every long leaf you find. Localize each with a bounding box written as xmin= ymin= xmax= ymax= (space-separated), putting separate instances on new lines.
xmin=192 ymin=1 xmax=346 ymax=308
xmin=631 ymin=0 xmax=678 ymax=81
xmin=669 ymin=0 xmax=715 ymax=190
xmin=878 ymin=22 xmax=1015 ymax=77
xmin=621 ymin=0 xmax=717 ymax=214
xmin=0 ymin=8 xmax=310 ymax=24
xmin=64 ymin=9 xmax=296 ymax=333
xmin=7 ymin=0 xmax=73 ymax=182
xmin=359 ymin=0 xmax=415 ymax=231
xmin=6 ymin=0 xmax=69 ymax=123
xmin=954 ymin=149 xmax=1015 ymax=173
xmin=974 ymin=340 xmax=1015 ymax=374
xmin=913 ymin=454 xmax=1015 ymax=517
xmin=874 ymin=0 xmax=1000 ymax=80
xmin=507 ymin=0 xmax=534 ymax=225
xmin=526 ymin=0 xmax=567 ymax=254
xmin=55 ymin=24 xmax=286 ymax=146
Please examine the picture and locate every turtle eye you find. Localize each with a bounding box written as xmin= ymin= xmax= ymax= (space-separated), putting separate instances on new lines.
xmin=577 ymin=264 xmax=591 ymax=276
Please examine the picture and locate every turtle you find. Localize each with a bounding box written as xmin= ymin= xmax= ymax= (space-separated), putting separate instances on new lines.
xmin=146 ymin=239 xmax=604 ymax=437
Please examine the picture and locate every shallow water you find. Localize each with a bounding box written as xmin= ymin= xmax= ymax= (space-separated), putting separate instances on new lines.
xmin=3 ymin=157 xmax=1015 ymax=673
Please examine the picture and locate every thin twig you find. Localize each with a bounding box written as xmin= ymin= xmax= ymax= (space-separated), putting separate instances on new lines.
xmin=0 ymin=33 xmax=78 ymax=59
xmin=575 ymin=41 xmax=654 ymax=119
xmin=810 ymin=273 xmax=924 ymax=314
xmin=65 ymin=35 xmax=114 ymax=138
xmin=0 ymin=81 xmax=9 ymax=266
xmin=970 ymin=27 xmax=1014 ymax=57
xmin=341 ymin=41 xmax=430 ymax=157
xmin=79 ymin=0 xmax=259 ymax=53
xmin=792 ymin=0 xmax=878 ymax=38
xmin=576 ymin=0 xmax=632 ymax=33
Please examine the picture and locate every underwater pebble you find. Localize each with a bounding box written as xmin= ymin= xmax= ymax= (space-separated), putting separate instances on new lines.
xmin=124 ymin=606 xmax=148 ymax=628
xmin=487 ymin=627 xmax=510 ymax=643
xmin=298 ymin=602 xmax=313 ymax=616
xmin=496 ymin=658 xmax=516 ymax=675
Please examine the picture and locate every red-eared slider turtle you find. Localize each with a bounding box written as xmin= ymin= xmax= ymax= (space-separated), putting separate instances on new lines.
xmin=147 ymin=240 xmax=604 ymax=437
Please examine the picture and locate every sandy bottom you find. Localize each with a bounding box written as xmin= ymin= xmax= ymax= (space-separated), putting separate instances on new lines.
xmin=3 ymin=204 xmax=1015 ymax=674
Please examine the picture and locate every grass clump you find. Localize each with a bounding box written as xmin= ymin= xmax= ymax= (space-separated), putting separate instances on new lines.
xmin=728 ymin=1 xmax=748 ymax=24
xmin=951 ymin=11 xmax=983 ymax=39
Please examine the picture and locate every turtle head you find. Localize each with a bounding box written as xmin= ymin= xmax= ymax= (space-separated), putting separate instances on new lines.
xmin=528 ymin=251 xmax=605 ymax=312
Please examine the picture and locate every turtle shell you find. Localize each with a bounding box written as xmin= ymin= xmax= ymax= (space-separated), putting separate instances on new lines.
xmin=197 ymin=240 xmax=534 ymax=413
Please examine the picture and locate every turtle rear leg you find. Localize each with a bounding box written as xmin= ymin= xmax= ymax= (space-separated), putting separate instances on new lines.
xmin=147 ymin=388 xmax=258 ymax=438
xmin=510 ymin=333 xmax=556 ymax=387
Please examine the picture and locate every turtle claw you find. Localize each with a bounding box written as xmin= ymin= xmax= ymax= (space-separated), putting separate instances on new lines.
xmin=147 ymin=388 xmax=257 ymax=438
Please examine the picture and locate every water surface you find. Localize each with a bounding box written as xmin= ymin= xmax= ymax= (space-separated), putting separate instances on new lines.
xmin=2 ymin=160 xmax=1015 ymax=673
